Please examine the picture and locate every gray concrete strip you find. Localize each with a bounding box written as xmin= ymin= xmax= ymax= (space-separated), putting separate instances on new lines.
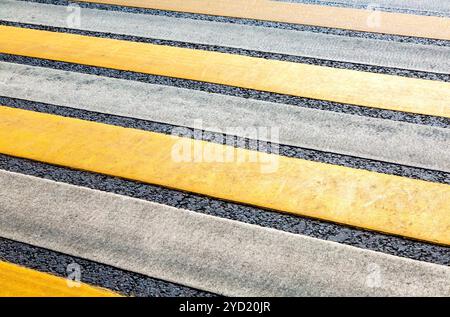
xmin=277 ymin=0 xmax=450 ymax=15
xmin=1 ymin=0 xmax=450 ymax=74
xmin=0 ymin=170 xmax=449 ymax=296
xmin=1 ymin=62 xmax=449 ymax=172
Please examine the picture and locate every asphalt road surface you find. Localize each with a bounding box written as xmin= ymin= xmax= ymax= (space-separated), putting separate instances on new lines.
xmin=0 ymin=0 xmax=448 ymax=297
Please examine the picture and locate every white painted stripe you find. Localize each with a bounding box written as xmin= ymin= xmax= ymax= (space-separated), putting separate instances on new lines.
xmin=1 ymin=0 xmax=449 ymax=74
xmin=277 ymin=0 xmax=450 ymax=15
xmin=1 ymin=62 xmax=449 ymax=172
xmin=0 ymin=170 xmax=449 ymax=296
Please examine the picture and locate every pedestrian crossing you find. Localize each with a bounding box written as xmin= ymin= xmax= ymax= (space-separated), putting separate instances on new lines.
xmin=2 ymin=62 xmax=449 ymax=172
xmin=0 ymin=0 xmax=448 ymax=297
xmin=1 ymin=106 xmax=449 ymax=245
xmin=4 ymin=0 xmax=450 ymax=73
xmin=76 ymin=0 xmax=450 ymax=40
xmin=2 ymin=25 xmax=450 ymax=117
xmin=1 ymin=170 xmax=449 ymax=296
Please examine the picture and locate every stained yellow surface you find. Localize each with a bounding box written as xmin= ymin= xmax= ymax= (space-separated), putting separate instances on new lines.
xmin=0 ymin=261 xmax=121 ymax=297
xmin=1 ymin=26 xmax=449 ymax=118
xmin=77 ymin=0 xmax=450 ymax=40
xmin=0 ymin=106 xmax=448 ymax=245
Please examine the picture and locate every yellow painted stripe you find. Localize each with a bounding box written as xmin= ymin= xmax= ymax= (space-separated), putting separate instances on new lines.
xmin=0 ymin=261 xmax=121 ymax=297
xmin=1 ymin=26 xmax=449 ymax=118
xmin=77 ymin=0 xmax=450 ymax=40
xmin=0 ymin=106 xmax=448 ymax=245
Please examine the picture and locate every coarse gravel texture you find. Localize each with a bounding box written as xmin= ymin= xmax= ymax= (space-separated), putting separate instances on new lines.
xmin=0 ymin=237 xmax=217 ymax=297
xmin=1 ymin=55 xmax=449 ymax=129
xmin=16 ymin=0 xmax=450 ymax=47
xmin=2 ymin=20 xmax=450 ymax=82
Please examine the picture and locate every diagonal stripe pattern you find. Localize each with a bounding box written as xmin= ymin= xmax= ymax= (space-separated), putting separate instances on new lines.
xmin=1 ymin=25 xmax=450 ymax=117
xmin=1 ymin=170 xmax=449 ymax=297
xmin=76 ymin=0 xmax=450 ymax=40
xmin=0 ymin=106 xmax=448 ymax=245
xmin=1 ymin=62 xmax=449 ymax=172
xmin=0 ymin=0 xmax=449 ymax=297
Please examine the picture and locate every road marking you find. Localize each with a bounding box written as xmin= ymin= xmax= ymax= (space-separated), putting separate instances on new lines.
xmin=280 ymin=0 xmax=450 ymax=15
xmin=0 ymin=106 xmax=448 ymax=245
xmin=1 ymin=62 xmax=449 ymax=172
xmin=3 ymin=0 xmax=450 ymax=73
xmin=0 ymin=261 xmax=120 ymax=297
xmin=1 ymin=170 xmax=449 ymax=296
xmin=1 ymin=26 xmax=449 ymax=118
xmin=76 ymin=0 xmax=450 ymax=40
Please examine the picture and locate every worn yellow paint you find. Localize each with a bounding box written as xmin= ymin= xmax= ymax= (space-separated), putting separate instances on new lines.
xmin=0 ymin=106 xmax=448 ymax=245
xmin=76 ymin=0 xmax=450 ymax=40
xmin=1 ymin=26 xmax=449 ymax=118
xmin=0 ymin=261 xmax=121 ymax=297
